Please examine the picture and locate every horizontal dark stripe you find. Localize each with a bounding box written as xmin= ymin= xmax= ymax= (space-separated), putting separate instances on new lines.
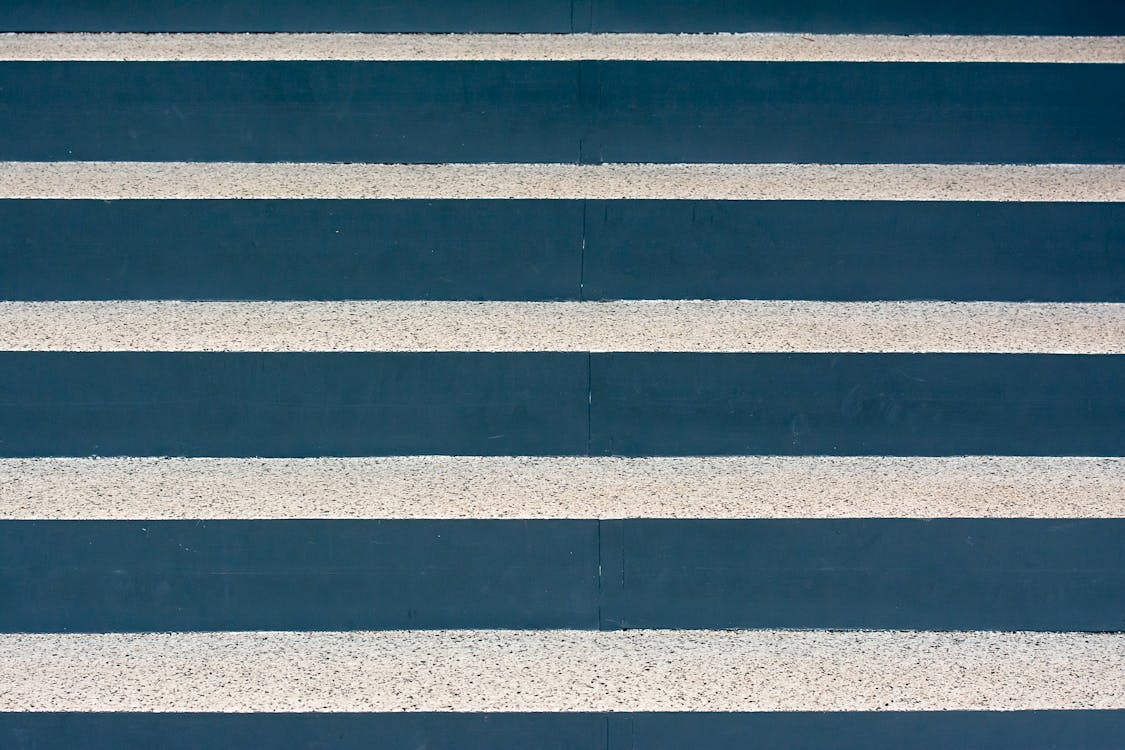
xmin=0 ymin=1 xmax=574 ymax=33
xmin=4 ymin=200 xmax=1124 ymax=302
xmin=0 ymin=520 xmax=599 ymax=631
xmin=590 ymin=4 xmax=1125 ymax=35
xmin=3 ymin=712 xmax=1124 ymax=750
xmin=3 ymin=354 xmax=1122 ymax=457
xmin=0 ymin=713 xmax=602 ymax=750
xmin=2 ymin=62 xmax=1121 ymax=163
xmin=2 ymin=0 xmax=1122 ymax=34
xmin=583 ymin=1 xmax=1125 ymax=35
xmin=591 ymin=353 xmax=1125 ymax=456
xmin=0 ymin=352 xmax=588 ymax=457
xmin=3 ymin=519 xmax=1122 ymax=632
xmin=611 ymin=711 xmax=1125 ymax=750
xmin=600 ymin=519 xmax=1125 ymax=630
xmin=583 ymin=201 xmax=1125 ymax=302
xmin=0 ymin=200 xmax=582 ymax=301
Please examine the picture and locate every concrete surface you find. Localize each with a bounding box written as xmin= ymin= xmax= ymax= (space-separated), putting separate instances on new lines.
xmin=2 ymin=162 xmax=1122 ymax=200
xmin=4 ymin=300 xmax=1123 ymax=353
xmin=1 ymin=630 xmax=1121 ymax=712
xmin=2 ymin=33 xmax=1122 ymax=62
xmin=4 ymin=456 xmax=1122 ymax=519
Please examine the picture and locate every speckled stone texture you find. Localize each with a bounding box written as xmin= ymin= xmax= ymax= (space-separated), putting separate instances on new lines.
xmin=3 ymin=300 xmax=1123 ymax=353
xmin=1 ymin=630 xmax=1121 ymax=712
xmin=2 ymin=162 xmax=1122 ymax=201
xmin=2 ymin=33 xmax=1122 ymax=62
xmin=3 ymin=456 xmax=1121 ymax=519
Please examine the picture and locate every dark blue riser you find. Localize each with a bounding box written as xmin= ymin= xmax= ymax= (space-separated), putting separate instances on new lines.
xmin=611 ymin=712 xmax=1125 ymax=750
xmin=0 ymin=712 xmax=603 ymax=750
xmin=0 ymin=520 xmax=599 ymax=631
xmin=3 ymin=63 xmax=1121 ymax=163
xmin=591 ymin=353 xmax=1125 ymax=456
xmin=3 ymin=0 xmax=1122 ymax=34
xmin=3 ymin=353 xmax=1122 ymax=457
xmin=4 ymin=712 xmax=1125 ymax=750
xmin=5 ymin=200 xmax=1123 ymax=302
xmin=0 ymin=352 xmax=588 ymax=457
xmin=0 ymin=200 xmax=582 ymax=302
xmin=3 ymin=520 xmax=1122 ymax=632
xmin=599 ymin=519 xmax=1125 ymax=630
xmin=8 ymin=712 xmax=1125 ymax=750
xmin=583 ymin=201 xmax=1125 ymax=302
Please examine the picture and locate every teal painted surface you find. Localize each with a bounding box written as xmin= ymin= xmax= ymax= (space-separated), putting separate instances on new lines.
xmin=2 ymin=519 xmax=1122 ymax=631
xmin=2 ymin=0 xmax=1121 ymax=33
xmin=5 ymin=200 xmax=1123 ymax=302
xmin=2 ymin=62 xmax=1121 ymax=162
xmin=3 ymin=711 xmax=1124 ymax=749
xmin=4 ymin=353 xmax=1122 ymax=457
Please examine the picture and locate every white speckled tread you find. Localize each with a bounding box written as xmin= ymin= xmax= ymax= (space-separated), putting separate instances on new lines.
xmin=2 ymin=456 xmax=1122 ymax=520
xmin=2 ymin=161 xmax=1122 ymax=201
xmin=1 ymin=630 xmax=1121 ymax=712
xmin=2 ymin=32 xmax=1123 ymax=62
xmin=3 ymin=300 xmax=1122 ymax=353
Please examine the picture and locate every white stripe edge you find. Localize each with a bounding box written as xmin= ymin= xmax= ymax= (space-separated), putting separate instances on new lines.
xmin=2 ymin=630 xmax=1121 ymax=712
xmin=3 ymin=456 xmax=1122 ymax=519
xmin=2 ymin=32 xmax=1123 ymax=62
xmin=2 ymin=162 xmax=1122 ymax=201
xmin=3 ymin=301 xmax=1123 ymax=353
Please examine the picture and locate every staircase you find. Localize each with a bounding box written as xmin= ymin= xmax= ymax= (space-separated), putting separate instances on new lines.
xmin=1 ymin=2 xmax=1123 ymax=747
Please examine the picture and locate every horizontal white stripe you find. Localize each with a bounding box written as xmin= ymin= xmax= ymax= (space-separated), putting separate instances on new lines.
xmin=2 ymin=630 xmax=1120 ymax=712
xmin=2 ymin=162 xmax=1121 ymax=201
xmin=2 ymin=456 xmax=1121 ymax=519
xmin=3 ymin=301 xmax=1122 ymax=353
xmin=3 ymin=32 xmax=1123 ymax=63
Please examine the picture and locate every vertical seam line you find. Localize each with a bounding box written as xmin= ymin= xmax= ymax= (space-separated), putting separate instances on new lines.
xmin=579 ymin=198 xmax=588 ymax=301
